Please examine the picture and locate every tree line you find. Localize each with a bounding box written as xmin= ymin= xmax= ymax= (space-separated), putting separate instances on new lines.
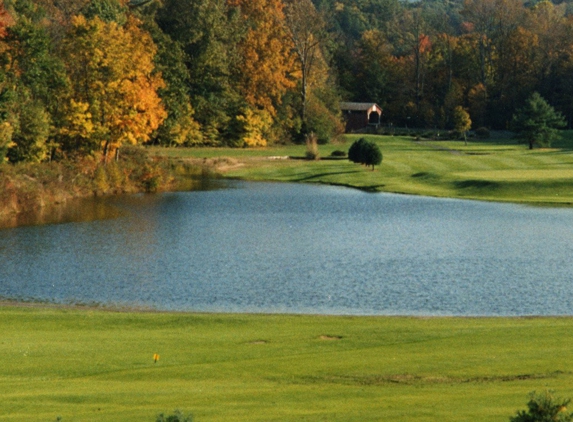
xmin=323 ymin=0 xmax=573 ymax=131
xmin=2 ymin=0 xmax=573 ymax=164
xmin=0 ymin=0 xmax=348 ymax=164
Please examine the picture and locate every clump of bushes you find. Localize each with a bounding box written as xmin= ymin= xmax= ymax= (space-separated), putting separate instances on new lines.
xmin=348 ymin=137 xmax=383 ymax=170
xmin=510 ymin=391 xmax=572 ymax=422
xmin=156 ymin=410 xmax=194 ymax=422
xmin=0 ymin=146 xmax=190 ymax=223
xmin=330 ymin=150 xmax=346 ymax=157
xmin=475 ymin=127 xmax=490 ymax=139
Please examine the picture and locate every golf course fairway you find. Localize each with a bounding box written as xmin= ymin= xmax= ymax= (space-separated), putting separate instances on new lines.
xmin=153 ymin=133 xmax=573 ymax=205
xmin=2 ymin=306 xmax=573 ymax=421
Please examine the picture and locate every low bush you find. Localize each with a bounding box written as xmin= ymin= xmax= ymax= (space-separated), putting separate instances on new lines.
xmin=510 ymin=391 xmax=572 ymax=422
xmin=330 ymin=150 xmax=346 ymax=157
xmin=156 ymin=410 xmax=194 ymax=422
xmin=475 ymin=127 xmax=490 ymax=138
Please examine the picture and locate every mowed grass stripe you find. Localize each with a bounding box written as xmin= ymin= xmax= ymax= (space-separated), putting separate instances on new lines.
xmin=212 ymin=134 xmax=573 ymax=203
xmin=454 ymin=169 xmax=573 ymax=181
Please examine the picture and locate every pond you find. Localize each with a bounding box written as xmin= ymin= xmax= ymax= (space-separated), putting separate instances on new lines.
xmin=1 ymin=181 xmax=573 ymax=316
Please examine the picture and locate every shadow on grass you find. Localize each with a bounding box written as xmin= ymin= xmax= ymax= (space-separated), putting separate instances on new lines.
xmin=294 ymin=170 xmax=363 ymax=182
xmin=454 ymin=179 xmax=500 ymax=189
xmin=289 ymin=156 xmax=348 ymax=161
xmin=411 ymin=172 xmax=439 ymax=179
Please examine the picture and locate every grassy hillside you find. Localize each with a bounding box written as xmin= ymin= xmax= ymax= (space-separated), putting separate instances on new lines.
xmin=2 ymin=306 xmax=573 ymax=421
xmin=151 ymin=133 xmax=573 ymax=205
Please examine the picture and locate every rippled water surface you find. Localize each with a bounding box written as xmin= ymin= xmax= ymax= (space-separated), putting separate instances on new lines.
xmin=2 ymin=181 xmax=573 ymax=315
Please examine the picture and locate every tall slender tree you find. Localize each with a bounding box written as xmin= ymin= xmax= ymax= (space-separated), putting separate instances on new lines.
xmin=284 ymin=0 xmax=326 ymax=129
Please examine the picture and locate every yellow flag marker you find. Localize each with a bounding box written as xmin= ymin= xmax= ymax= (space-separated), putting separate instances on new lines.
xmin=153 ymin=353 xmax=160 ymax=363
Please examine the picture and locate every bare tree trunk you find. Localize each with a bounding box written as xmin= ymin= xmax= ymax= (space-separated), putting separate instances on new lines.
xmin=284 ymin=0 xmax=325 ymax=127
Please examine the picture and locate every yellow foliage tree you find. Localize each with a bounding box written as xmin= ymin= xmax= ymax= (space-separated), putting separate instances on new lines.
xmin=235 ymin=107 xmax=273 ymax=147
xmin=227 ymin=0 xmax=296 ymax=117
xmin=61 ymin=14 xmax=166 ymax=160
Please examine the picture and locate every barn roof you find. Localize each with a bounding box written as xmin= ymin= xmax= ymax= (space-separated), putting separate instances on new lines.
xmin=340 ymin=102 xmax=381 ymax=112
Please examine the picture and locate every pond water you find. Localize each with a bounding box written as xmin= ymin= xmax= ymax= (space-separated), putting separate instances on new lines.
xmin=1 ymin=181 xmax=573 ymax=316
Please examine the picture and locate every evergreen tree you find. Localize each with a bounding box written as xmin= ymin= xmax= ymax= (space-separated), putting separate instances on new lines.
xmin=348 ymin=137 xmax=383 ymax=170
xmin=511 ymin=92 xmax=566 ymax=149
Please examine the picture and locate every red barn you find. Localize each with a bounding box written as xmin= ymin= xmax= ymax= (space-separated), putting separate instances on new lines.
xmin=340 ymin=102 xmax=382 ymax=132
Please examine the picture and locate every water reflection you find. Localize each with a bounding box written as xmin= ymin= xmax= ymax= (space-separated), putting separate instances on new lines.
xmin=0 ymin=197 xmax=124 ymax=229
xmin=0 ymin=175 xmax=229 ymax=229
xmin=1 ymin=181 xmax=573 ymax=316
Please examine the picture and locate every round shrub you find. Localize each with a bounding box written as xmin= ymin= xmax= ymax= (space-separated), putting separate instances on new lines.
xmin=330 ymin=150 xmax=346 ymax=157
xmin=348 ymin=138 xmax=383 ymax=170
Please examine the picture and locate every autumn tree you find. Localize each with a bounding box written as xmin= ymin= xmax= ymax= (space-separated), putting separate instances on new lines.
xmin=227 ymin=0 xmax=294 ymax=116
xmin=0 ymin=1 xmax=12 ymax=38
xmin=453 ymin=106 xmax=471 ymax=145
xmin=227 ymin=0 xmax=295 ymax=146
xmin=5 ymin=92 xmax=51 ymax=162
xmin=0 ymin=3 xmax=14 ymax=162
xmin=284 ymin=0 xmax=326 ymax=129
xmin=353 ymin=30 xmax=396 ymax=108
xmin=60 ymin=14 xmax=166 ymax=159
xmin=5 ymin=12 xmax=68 ymax=117
xmin=460 ymin=0 xmax=526 ymax=127
xmin=34 ymin=0 xmax=89 ymax=40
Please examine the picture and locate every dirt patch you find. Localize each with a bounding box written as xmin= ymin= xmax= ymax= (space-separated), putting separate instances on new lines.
xmin=249 ymin=340 xmax=269 ymax=345
xmin=299 ymin=371 xmax=567 ymax=386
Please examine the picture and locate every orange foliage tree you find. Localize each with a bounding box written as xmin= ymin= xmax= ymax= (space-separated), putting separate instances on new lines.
xmin=60 ymin=14 xmax=166 ymax=159
xmin=227 ymin=0 xmax=295 ymax=146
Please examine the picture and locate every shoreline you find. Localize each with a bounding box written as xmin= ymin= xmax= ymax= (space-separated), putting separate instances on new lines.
xmin=1 ymin=299 xmax=572 ymax=319
xmin=5 ymin=134 xmax=573 ymax=227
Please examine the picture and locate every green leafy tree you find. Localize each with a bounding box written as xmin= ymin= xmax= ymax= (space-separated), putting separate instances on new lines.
xmin=348 ymin=137 xmax=383 ymax=170
xmin=5 ymin=15 xmax=69 ymax=113
xmin=6 ymin=91 xmax=51 ymax=162
xmin=81 ymin=0 xmax=128 ymax=24
xmin=156 ymin=0 xmax=243 ymax=145
xmin=1 ymin=2 xmax=69 ymax=161
xmin=511 ymin=92 xmax=566 ymax=149
xmin=142 ymin=13 xmax=202 ymax=146
xmin=510 ymin=391 xmax=573 ymax=422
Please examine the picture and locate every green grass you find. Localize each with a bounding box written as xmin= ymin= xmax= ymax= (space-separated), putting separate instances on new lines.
xmin=151 ymin=133 xmax=573 ymax=205
xmin=7 ymin=135 xmax=571 ymax=420
xmin=2 ymin=306 xmax=573 ymax=421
